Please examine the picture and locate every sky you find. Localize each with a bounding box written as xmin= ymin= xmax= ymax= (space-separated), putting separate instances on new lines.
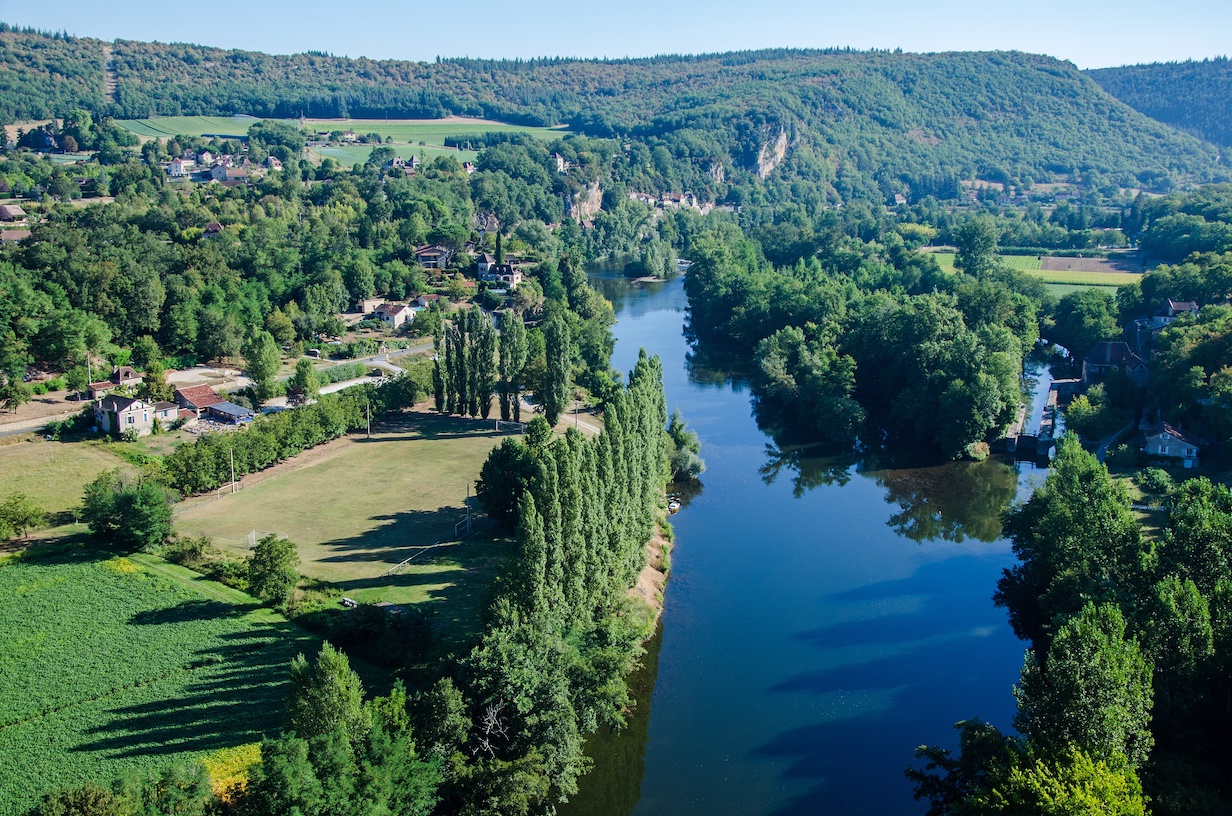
xmin=1 ymin=0 xmax=1228 ymax=70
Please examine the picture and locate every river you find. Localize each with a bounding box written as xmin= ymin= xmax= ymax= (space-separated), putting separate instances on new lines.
xmin=562 ymin=272 xmax=1050 ymax=815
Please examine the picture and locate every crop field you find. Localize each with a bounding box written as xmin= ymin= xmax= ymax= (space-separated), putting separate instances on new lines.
xmin=0 ymin=440 xmax=129 ymax=517
xmin=116 ymin=115 xmax=271 ymax=139
xmin=173 ymin=413 xmax=514 ymax=645
xmin=928 ymin=252 xmax=1140 ymax=288
xmin=1043 ymin=282 xmax=1121 ymax=299
xmin=0 ymin=541 xmax=313 ymax=816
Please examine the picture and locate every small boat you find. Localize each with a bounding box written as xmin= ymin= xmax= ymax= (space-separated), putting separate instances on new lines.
xmin=667 ymin=500 xmax=681 ymax=514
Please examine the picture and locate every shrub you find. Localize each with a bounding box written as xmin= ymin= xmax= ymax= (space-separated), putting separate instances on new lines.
xmin=1135 ymin=467 xmax=1175 ymax=496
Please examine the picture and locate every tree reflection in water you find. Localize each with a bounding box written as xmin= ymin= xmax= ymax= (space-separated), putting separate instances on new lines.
xmin=760 ymin=442 xmax=1020 ymax=543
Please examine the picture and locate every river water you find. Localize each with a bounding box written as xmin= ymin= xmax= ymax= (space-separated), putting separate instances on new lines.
xmin=561 ymin=273 xmax=1049 ymax=815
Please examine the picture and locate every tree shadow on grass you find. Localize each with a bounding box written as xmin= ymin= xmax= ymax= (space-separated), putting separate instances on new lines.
xmin=314 ymin=506 xmax=476 ymax=566
xmin=76 ymin=620 xmax=315 ymax=759
xmin=129 ymin=599 xmax=249 ymax=626
xmin=366 ymin=412 xmax=509 ymax=443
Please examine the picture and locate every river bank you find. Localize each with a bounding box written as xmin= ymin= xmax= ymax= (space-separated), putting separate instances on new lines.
xmin=563 ymin=271 xmax=1040 ymax=815
xmin=631 ymin=525 xmax=671 ymax=625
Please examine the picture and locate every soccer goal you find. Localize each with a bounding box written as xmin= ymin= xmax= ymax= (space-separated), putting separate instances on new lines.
xmin=495 ymin=419 xmax=526 ymax=433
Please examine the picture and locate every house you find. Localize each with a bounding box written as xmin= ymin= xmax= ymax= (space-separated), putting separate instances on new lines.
xmin=416 ymin=294 xmax=442 ymax=308
xmin=894 ymin=194 xmax=908 ymax=206
xmin=0 ymin=204 xmax=27 ymax=221
xmin=476 ymin=253 xmax=496 ymax=275
xmin=211 ymin=165 xmax=249 ymax=182
xmin=1142 ymin=422 xmax=1203 ymax=468
xmin=462 ymin=162 xmax=476 ymax=175
xmin=480 ymin=263 xmax=523 ymax=287
xmin=206 ymin=401 xmax=255 ymax=424
xmin=203 ymin=222 xmax=224 ymax=238
xmin=1165 ymin=299 xmax=1199 ymax=320
xmin=264 ymin=156 xmax=283 ymax=171
xmin=0 ymin=229 xmax=31 ymax=245
xmin=342 ymin=130 xmax=358 ymax=142
xmin=198 ymin=151 xmax=215 ymax=165
xmin=553 ymin=153 xmax=570 ymax=173
xmin=374 ymin=301 xmax=413 ymax=330
xmin=359 ymin=297 xmax=387 ymax=315
xmin=414 ymin=245 xmax=451 ymax=269
xmin=386 ymin=155 xmax=407 ymax=169
xmin=87 ymin=366 xmax=143 ymax=400
xmin=95 ymin=395 xmax=163 ymax=437
xmin=1082 ymin=341 xmax=1150 ymax=387
xmin=167 ymin=158 xmax=195 ymax=177
xmin=174 ymin=384 xmax=225 ymax=416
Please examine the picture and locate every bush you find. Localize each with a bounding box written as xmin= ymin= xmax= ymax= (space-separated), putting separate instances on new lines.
xmin=1106 ymin=444 xmax=1144 ymax=467
xmin=80 ymin=470 xmax=177 ymax=551
xmin=1135 ymin=467 xmax=1175 ymax=496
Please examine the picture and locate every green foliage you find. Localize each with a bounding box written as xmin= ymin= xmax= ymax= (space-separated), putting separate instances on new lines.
xmin=1091 ymin=57 xmax=1232 ymax=149
xmin=81 ymin=470 xmax=176 ymax=551
xmin=243 ymin=330 xmax=281 ymax=406
xmin=161 ymin=379 xmax=419 ymax=495
xmin=247 ymin=534 xmax=301 ymax=608
xmin=1014 ymin=603 xmax=1154 ymax=767
xmin=541 ymin=309 xmax=572 ymax=425
xmin=0 ymin=491 xmax=46 ymax=539
xmin=288 ymin=357 xmax=321 ymax=405
xmin=287 ymin=642 xmax=370 ymax=745
xmin=476 ymin=438 xmax=542 ymax=529
xmin=666 ymin=410 xmax=706 ymax=481
xmin=971 ymin=748 xmax=1148 ymax=816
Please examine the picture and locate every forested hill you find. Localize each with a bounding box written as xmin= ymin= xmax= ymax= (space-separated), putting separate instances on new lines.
xmin=1089 ymin=60 xmax=1232 ymax=152
xmin=1 ymin=25 xmax=1225 ymax=199
xmin=1088 ymin=57 xmax=1232 ymax=150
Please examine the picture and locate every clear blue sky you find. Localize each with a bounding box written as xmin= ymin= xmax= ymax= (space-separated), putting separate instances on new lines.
xmin=2 ymin=0 xmax=1228 ymax=69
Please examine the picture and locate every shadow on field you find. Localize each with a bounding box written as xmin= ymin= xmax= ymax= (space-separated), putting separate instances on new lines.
xmin=77 ymin=620 xmax=313 ymax=758
xmin=365 ymin=411 xmax=509 ymax=444
xmin=316 ymin=506 xmax=472 ymax=565
xmin=129 ymin=599 xmax=248 ymax=625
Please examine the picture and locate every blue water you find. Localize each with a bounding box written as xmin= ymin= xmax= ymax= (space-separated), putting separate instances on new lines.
xmin=565 ymin=275 xmax=1034 ymax=816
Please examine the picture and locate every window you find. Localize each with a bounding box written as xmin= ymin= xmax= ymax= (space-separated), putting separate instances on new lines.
xmin=1186 ymin=447 xmax=1196 ymax=457
xmin=127 ymin=416 xmax=134 ymax=425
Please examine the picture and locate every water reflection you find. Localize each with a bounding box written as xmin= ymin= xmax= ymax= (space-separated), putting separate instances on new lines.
xmin=758 ymin=442 xmax=1020 ymax=543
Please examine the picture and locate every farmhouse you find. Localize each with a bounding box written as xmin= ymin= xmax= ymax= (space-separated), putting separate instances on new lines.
xmin=374 ymin=301 xmax=414 ymax=330
xmin=94 ymin=396 xmax=175 ymax=436
xmin=481 ymin=263 xmax=523 ymax=287
xmin=416 ymin=293 xmax=442 ymax=308
xmin=1082 ymin=341 xmax=1149 ymax=387
xmin=462 ymin=162 xmax=476 ymax=175
xmin=0 ymin=204 xmax=27 ymax=221
xmin=174 ymin=384 xmax=225 ymax=416
xmin=1142 ymin=422 xmax=1203 ymax=468
xmin=264 ymin=156 xmax=283 ymax=170
xmin=87 ymin=366 xmax=143 ymax=400
xmin=342 ymin=130 xmax=358 ymax=142
xmin=0 ymin=229 xmax=30 ymax=245
xmin=167 ymin=158 xmax=195 ymax=177
xmin=476 ymin=253 xmax=496 ymax=275
xmin=414 ymin=245 xmax=452 ymax=269
xmin=211 ymin=165 xmax=249 ymax=182
xmin=359 ymin=297 xmax=387 ymax=315
xmin=203 ymin=223 xmax=224 ymax=238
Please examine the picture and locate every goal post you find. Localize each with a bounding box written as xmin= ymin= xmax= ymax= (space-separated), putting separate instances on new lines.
xmin=495 ymin=419 xmax=526 ymax=433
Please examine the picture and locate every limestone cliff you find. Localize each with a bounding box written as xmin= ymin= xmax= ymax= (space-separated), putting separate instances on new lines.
xmin=756 ymin=128 xmax=790 ymax=180
xmin=565 ymin=181 xmax=603 ymax=222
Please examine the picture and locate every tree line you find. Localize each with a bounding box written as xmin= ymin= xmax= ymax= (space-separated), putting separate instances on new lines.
xmin=908 ymin=435 xmax=1232 ymax=814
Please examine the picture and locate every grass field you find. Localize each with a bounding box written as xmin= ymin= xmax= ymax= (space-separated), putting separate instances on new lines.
xmin=0 ymin=440 xmax=129 ymax=517
xmin=117 ymin=115 xmax=269 ymax=139
xmin=174 ymin=412 xmax=514 ymax=645
xmin=312 ymin=143 xmax=478 ymax=166
xmin=928 ymin=252 xmax=1140 ymax=288
xmin=0 ymin=539 xmax=314 ymax=816
xmin=117 ymin=115 xmax=566 ymax=149
xmin=1043 ymin=282 xmax=1121 ymax=299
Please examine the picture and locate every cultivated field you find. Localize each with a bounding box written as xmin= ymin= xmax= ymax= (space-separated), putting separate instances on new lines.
xmin=929 ymin=251 xmax=1141 ymax=288
xmin=117 ymin=115 xmax=268 ymax=139
xmin=173 ymin=412 xmax=514 ymax=642
xmin=0 ymin=541 xmax=314 ymax=816
xmin=0 ymin=440 xmax=129 ymax=517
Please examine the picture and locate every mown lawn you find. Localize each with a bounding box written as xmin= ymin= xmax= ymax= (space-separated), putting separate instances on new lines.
xmin=0 ymin=539 xmax=315 ymax=816
xmin=0 ymin=440 xmax=129 ymax=517
xmin=312 ymin=143 xmax=478 ymax=165
xmin=927 ymin=252 xmax=1138 ymax=288
xmin=173 ymin=412 xmax=515 ymax=646
xmin=116 ymin=115 xmax=271 ymax=139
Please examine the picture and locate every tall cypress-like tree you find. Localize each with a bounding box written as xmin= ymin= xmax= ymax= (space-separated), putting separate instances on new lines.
xmin=516 ymin=493 xmax=548 ymax=618
xmin=499 ymin=313 xmax=529 ymax=422
xmin=543 ymin=309 xmax=572 ymax=425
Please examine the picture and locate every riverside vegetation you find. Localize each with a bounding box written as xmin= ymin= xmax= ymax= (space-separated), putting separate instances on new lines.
xmin=3 ymin=23 xmax=1232 ymax=815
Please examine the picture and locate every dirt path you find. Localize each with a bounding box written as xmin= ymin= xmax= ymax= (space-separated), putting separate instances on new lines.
xmin=101 ymin=44 xmax=117 ymax=105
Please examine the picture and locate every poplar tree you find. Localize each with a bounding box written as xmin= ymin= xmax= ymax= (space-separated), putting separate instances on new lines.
xmin=499 ymin=313 xmax=528 ymax=421
xmin=516 ymin=493 xmax=548 ymax=618
xmin=543 ymin=310 xmax=572 ymax=425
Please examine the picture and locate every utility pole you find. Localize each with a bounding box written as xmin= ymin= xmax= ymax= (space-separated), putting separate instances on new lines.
xmin=230 ymin=446 xmax=236 ymax=493
xmin=465 ymin=483 xmax=471 ymax=535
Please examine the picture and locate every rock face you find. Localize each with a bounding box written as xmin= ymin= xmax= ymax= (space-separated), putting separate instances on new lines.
xmin=565 ymin=181 xmax=603 ymax=222
xmin=708 ymin=161 xmax=726 ymax=183
xmin=756 ymin=129 xmax=790 ymax=180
